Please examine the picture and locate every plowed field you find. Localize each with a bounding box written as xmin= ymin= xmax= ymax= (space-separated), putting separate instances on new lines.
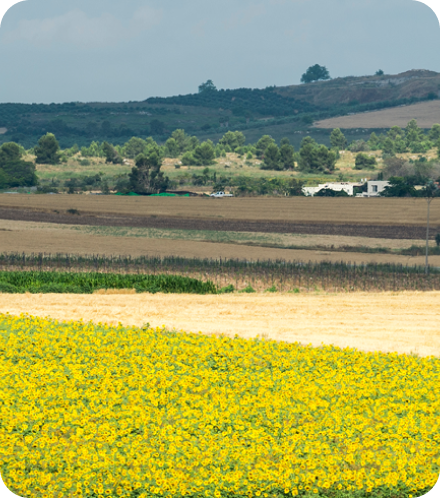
xmin=0 ymin=195 xmax=439 ymax=226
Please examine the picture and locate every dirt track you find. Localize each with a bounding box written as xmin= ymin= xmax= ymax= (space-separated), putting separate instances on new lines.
xmin=1 ymin=292 xmax=438 ymax=357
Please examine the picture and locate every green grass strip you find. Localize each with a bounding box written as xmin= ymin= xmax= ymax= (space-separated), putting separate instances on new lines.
xmin=0 ymin=270 xmax=217 ymax=294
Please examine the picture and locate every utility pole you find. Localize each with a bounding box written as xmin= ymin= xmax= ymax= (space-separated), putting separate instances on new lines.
xmin=424 ymin=181 xmax=439 ymax=275
xmin=425 ymin=197 xmax=433 ymax=275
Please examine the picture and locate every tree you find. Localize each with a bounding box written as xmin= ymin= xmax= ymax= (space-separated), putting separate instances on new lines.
xmin=405 ymin=119 xmax=423 ymax=150
xmin=255 ymin=135 xmax=275 ymax=158
xmin=123 ymin=137 xmax=146 ymax=158
xmin=368 ymin=132 xmax=380 ymax=150
xmin=279 ymin=141 xmax=295 ymax=170
xmin=297 ymin=137 xmax=337 ymax=173
xmin=300 ymin=64 xmax=331 ymax=84
xmin=428 ymin=123 xmax=440 ymax=142
xmin=102 ymin=142 xmax=122 ymax=164
xmin=261 ymin=144 xmax=281 ymax=170
xmin=0 ymin=142 xmax=37 ymax=188
xmin=375 ymin=69 xmax=384 ymax=76
xmin=198 ymin=80 xmax=217 ymax=93
xmin=192 ymin=141 xmax=216 ymax=166
xmin=0 ymin=142 xmax=22 ymax=165
xmin=381 ymin=137 xmax=395 ymax=156
xmin=330 ymin=128 xmax=347 ymax=150
xmin=34 ymin=133 xmax=60 ymax=164
xmin=164 ymin=137 xmax=180 ymax=158
xmin=219 ymin=131 xmax=246 ymax=151
xmin=129 ymin=147 xmax=169 ymax=194
xmin=354 ymin=153 xmax=376 ymax=170
xmin=170 ymin=129 xmax=189 ymax=153
xmin=380 ymin=177 xmax=418 ymax=197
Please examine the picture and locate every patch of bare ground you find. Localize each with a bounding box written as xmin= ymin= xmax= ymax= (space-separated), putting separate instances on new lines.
xmin=1 ymin=292 xmax=438 ymax=357
xmin=314 ymin=100 xmax=440 ymax=129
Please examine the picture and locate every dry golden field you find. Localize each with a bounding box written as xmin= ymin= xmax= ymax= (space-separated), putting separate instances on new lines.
xmin=1 ymin=194 xmax=439 ymax=226
xmin=1 ymin=291 xmax=438 ymax=357
xmin=314 ymin=100 xmax=440 ymax=129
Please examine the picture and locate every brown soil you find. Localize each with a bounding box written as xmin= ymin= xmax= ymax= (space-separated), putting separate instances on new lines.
xmin=0 ymin=195 xmax=439 ymax=226
xmin=0 ymin=206 xmax=438 ymax=240
xmin=1 ymin=292 xmax=438 ymax=357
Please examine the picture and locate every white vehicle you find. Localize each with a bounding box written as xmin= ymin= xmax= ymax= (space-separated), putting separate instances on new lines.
xmin=210 ymin=191 xmax=233 ymax=198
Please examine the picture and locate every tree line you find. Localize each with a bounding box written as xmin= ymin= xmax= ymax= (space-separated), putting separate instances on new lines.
xmin=2 ymin=120 xmax=440 ymax=196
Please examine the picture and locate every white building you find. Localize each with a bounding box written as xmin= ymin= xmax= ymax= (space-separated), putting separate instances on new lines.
xmin=356 ymin=181 xmax=390 ymax=197
xmin=302 ymin=182 xmax=363 ymax=197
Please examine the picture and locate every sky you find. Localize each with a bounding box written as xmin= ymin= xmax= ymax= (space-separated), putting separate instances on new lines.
xmin=0 ymin=0 xmax=439 ymax=104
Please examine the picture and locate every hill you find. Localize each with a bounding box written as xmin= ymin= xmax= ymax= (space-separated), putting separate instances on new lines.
xmin=314 ymin=100 xmax=440 ymax=129
xmin=275 ymin=69 xmax=440 ymax=107
xmin=0 ymin=69 xmax=438 ymax=149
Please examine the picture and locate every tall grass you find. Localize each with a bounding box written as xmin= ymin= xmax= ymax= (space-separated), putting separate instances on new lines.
xmin=1 ymin=253 xmax=440 ymax=293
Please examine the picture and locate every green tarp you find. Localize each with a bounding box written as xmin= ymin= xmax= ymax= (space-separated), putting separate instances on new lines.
xmin=114 ymin=192 xmax=189 ymax=197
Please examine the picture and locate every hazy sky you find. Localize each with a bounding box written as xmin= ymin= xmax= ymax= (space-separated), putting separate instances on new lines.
xmin=0 ymin=0 xmax=439 ymax=104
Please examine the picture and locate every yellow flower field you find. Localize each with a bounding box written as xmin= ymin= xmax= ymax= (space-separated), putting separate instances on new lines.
xmin=0 ymin=313 xmax=439 ymax=498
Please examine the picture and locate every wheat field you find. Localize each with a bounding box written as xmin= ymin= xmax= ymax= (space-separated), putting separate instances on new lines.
xmin=1 ymin=291 xmax=438 ymax=357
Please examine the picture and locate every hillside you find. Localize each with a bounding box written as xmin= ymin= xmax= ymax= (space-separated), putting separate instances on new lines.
xmin=275 ymin=69 xmax=440 ymax=106
xmin=314 ymin=100 xmax=440 ymax=129
xmin=0 ymin=69 xmax=438 ymax=149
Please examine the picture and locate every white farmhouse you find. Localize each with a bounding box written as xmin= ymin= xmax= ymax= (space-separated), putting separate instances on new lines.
xmin=302 ymin=182 xmax=363 ymax=197
xmin=355 ymin=181 xmax=390 ymax=197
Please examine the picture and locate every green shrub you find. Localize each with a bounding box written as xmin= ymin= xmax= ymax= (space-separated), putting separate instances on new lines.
xmin=355 ymin=153 xmax=377 ymax=170
xmin=219 ymin=284 xmax=235 ymax=294
xmin=240 ymin=285 xmax=256 ymax=293
xmin=265 ymin=285 xmax=278 ymax=293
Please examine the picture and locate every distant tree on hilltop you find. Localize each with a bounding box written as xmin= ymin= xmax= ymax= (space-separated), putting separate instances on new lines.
xmin=301 ymin=65 xmax=331 ymax=84
xmin=198 ymin=80 xmax=217 ymax=93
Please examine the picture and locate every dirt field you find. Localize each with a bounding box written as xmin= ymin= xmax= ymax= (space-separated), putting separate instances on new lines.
xmin=1 ymin=219 xmax=440 ymax=265
xmin=0 ymin=195 xmax=439 ymax=226
xmin=2 ymin=219 xmax=436 ymax=250
xmin=1 ymin=292 xmax=438 ymax=357
xmin=314 ymin=100 xmax=440 ymax=129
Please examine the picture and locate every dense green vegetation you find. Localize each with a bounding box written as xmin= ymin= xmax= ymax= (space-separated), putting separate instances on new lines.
xmin=0 ymin=142 xmax=37 ymax=189
xmin=0 ymin=270 xmax=217 ymax=294
xmin=2 ymin=117 xmax=440 ymax=196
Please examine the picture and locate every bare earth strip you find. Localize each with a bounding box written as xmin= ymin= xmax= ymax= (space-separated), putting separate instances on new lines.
xmin=0 ymin=219 xmax=437 ymax=250
xmin=1 ymin=225 xmax=440 ymax=265
xmin=1 ymin=292 xmax=438 ymax=357
xmin=314 ymin=100 xmax=440 ymax=129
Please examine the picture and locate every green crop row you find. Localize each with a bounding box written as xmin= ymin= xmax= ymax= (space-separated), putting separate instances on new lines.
xmin=0 ymin=271 xmax=217 ymax=295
